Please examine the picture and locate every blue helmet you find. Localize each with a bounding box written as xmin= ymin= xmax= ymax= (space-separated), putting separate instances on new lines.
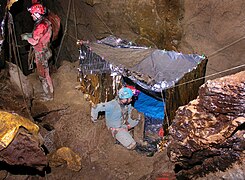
xmin=118 ymin=87 xmax=133 ymax=99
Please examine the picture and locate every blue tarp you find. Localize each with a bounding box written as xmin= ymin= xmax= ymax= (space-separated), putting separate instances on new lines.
xmin=134 ymin=91 xmax=164 ymax=120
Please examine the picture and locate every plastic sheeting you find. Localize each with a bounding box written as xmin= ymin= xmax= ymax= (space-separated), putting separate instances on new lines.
xmin=134 ymin=91 xmax=164 ymax=140
xmin=134 ymin=91 xmax=164 ymax=120
xmin=7 ymin=0 xmax=18 ymax=10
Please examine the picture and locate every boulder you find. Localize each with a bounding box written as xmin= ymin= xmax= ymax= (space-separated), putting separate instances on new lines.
xmin=0 ymin=111 xmax=47 ymax=172
xmin=167 ymin=71 xmax=245 ymax=179
xmin=8 ymin=62 xmax=33 ymax=99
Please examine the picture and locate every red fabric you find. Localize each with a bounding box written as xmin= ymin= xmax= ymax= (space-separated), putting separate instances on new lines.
xmin=47 ymin=11 xmax=60 ymax=41
xmin=158 ymin=127 xmax=164 ymax=137
xmin=35 ymin=58 xmax=46 ymax=77
xmin=29 ymin=4 xmax=45 ymax=14
xmin=126 ymin=85 xmax=140 ymax=96
xmin=28 ymin=18 xmax=52 ymax=51
xmin=156 ymin=172 xmax=176 ymax=180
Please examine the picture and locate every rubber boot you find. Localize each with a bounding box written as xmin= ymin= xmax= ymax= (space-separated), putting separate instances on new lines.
xmin=39 ymin=76 xmax=53 ymax=101
xmin=134 ymin=143 xmax=156 ymax=157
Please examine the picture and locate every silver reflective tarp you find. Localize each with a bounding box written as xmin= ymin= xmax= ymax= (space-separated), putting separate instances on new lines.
xmin=79 ymin=36 xmax=205 ymax=92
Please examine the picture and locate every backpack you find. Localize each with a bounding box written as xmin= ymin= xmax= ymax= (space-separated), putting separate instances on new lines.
xmin=47 ymin=11 xmax=60 ymax=41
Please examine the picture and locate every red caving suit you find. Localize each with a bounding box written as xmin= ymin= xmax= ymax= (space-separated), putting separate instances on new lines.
xmin=27 ymin=17 xmax=53 ymax=97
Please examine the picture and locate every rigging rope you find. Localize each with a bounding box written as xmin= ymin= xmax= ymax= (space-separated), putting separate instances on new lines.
xmin=167 ymin=34 xmax=245 ymax=89
xmin=55 ymin=0 xmax=72 ymax=67
xmin=172 ymin=64 xmax=245 ymax=89
xmin=160 ymin=90 xmax=169 ymax=128
xmin=160 ymin=35 xmax=245 ymax=129
xmin=7 ymin=12 xmax=33 ymax=120
xmin=72 ymin=0 xmax=78 ymax=40
xmin=91 ymin=7 xmax=114 ymax=35
xmin=208 ymin=35 xmax=245 ymax=58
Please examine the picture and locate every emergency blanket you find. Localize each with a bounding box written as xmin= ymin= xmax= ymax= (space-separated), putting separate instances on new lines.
xmin=0 ymin=111 xmax=39 ymax=151
xmin=48 ymin=147 xmax=82 ymax=171
xmin=7 ymin=0 xmax=18 ymax=10
xmin=79 ymin=36 xmax=206 ymax=93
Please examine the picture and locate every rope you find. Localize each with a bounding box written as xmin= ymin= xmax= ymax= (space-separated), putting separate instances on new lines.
xmin=7 ymin=13 xmax=13 ymax=63
xmin=160 ymin=90 xmax=169 ymax=127
xmin=173 ymin=64 xmax=245 ymax=89
xmin=72 ymin=0 xmax=78 ymax=40
xmin=7 ymin=12 xmax=33 ymax=120
xmin=169 ymin=33 xmax=245 ymax=89
xmin=91 ymin=7 xmax=114 ymax=35
xmin=55 ymin=0 xmax=72 ymax=67
xmin=160 ymin=35 xmax=245 ymax=128
xmin=204 ymin=35 xmax=245 ymax=73
xmin=208 ymin=35 xmax=245 ymax=58
xmin=12 ymin=15 xmax=24 ymax=72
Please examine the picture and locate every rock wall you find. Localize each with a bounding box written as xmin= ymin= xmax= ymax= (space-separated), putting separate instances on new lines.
xmin=0 ymin=128 xmax=47 ymax=172
xmin=8 ymin=0 xmax=245 ymax=77
xmin=43 ymin=0 xmax=183 ymax=63
xmin=180 ymin=1 xmax=245 ymax=78
xmin=5 ymin=0 xmax=245 ymax=77
xmin=167 ymin=71 xmax=245 ymax=179
xmin=55 ymin=0 xmax=244 ymax=78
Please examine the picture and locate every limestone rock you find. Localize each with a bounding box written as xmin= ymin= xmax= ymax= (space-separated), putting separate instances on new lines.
xmin=0 ymin=111 xmax=47 ymax=172
xmin=8 ymin=62 xmax=33 ymax=99
xmin=0 ymin=128 xmax=47 ymax=171
xmin=167 ymin=71 xmax=245 ymax=179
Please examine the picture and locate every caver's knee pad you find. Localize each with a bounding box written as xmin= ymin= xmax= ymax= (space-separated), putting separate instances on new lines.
xmin=115 ymin=130 xmax=136 ymax=149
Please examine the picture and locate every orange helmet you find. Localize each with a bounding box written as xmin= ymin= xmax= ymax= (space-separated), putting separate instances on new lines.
xmin=28 ymin=3 xmax=45 ymax=15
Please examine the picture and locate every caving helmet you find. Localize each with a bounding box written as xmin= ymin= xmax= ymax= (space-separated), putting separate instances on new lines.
xmin=118 ymin=87 xmax=133 ymax=99
xmin=28 ymin=3 xmax=46 ymax=15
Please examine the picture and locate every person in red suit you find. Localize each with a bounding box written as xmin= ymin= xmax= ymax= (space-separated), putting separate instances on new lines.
xmin=21 ymin=3 xmax=53 ymax=101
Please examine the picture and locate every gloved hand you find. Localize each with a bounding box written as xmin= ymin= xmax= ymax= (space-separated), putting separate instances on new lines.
xmin=21 ymin=33 xmax=31 ymax=41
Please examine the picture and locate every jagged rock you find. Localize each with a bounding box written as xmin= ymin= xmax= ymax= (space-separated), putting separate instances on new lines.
xmin=167 ymin=71 xmax=245 ymax=179
xmin=0 ymin=128 xmax=47 ymax=171
xmin=7 ymin=62 xmax=34 ymax=100
xmin=199 ymin=71 xmax=245 ymax=115
xmin=0 ymin=111 xmax=47 ymax=172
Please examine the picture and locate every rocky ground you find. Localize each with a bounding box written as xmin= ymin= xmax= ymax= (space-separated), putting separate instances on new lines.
xmin=0 ymin=60 xmax=175 ymax=179
xmin=1 ymin=60 xmax=244 ymax=180
xmin=1 ymin=0 xmax=245 ymax=179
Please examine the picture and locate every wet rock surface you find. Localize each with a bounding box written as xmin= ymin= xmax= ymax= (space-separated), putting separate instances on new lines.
xmin=167 ymin=71 xmax=245 ymax=179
